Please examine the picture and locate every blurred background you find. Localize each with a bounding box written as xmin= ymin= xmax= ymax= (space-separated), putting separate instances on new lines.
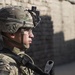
xmin=0 ymin=0 xmax=75 ymax=75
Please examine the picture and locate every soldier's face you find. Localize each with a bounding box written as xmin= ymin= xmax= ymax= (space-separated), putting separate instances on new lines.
xmin=21 ymin=28 xmax=34 ymax=49
xmin=9 ymin=28 xmax=34 ymax=49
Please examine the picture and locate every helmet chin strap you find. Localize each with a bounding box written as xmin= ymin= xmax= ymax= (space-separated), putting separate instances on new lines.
xmin=1 ymin=32 xmax=27 ymax=51
xmin=21 ymin=29 xmax=27 ymax=51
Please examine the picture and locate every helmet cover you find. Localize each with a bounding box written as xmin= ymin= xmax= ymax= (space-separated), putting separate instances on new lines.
xmin=0 ymin=6 xmax=35 ymax=33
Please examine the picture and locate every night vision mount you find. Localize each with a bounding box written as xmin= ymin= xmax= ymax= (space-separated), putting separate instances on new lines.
xmin=26 ymin=6 xmax=41 ymax=27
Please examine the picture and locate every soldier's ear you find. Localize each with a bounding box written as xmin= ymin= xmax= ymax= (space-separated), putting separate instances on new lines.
xmin=10 ymin=33 xmax=15 ymax=38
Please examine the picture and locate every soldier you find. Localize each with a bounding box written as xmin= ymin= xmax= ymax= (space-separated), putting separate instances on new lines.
xmin=0 ymin=6 xmax=41 ymax=75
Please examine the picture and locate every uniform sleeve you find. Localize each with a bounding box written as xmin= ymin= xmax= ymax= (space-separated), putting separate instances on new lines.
xmin=0 ymin=59 xmax=10 ymax=75
xmin=0 ymin=54 xmax=19 ymax=75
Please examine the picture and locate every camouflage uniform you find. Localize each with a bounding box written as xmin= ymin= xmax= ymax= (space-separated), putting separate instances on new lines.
xmin=0 ymin=53 xmax=19 ymax=75
xmin=0 ymin=47 xmax=34 ymax=75
xmin=0 ymin=6 xmax=41 ymax=75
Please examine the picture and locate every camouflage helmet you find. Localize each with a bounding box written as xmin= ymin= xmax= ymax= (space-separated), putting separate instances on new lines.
xmin=0 ymin=6 xmax=41 ymax=33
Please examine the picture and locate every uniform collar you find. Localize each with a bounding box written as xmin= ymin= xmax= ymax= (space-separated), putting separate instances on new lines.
xmin=13 ymin=47 xmax=25 ymax=55
xmin=3 ymin=43 xmax=25 ymax=55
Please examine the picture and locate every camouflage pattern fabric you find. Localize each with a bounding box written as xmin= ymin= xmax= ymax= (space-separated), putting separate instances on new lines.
xmin=0 ymin=6 xmax=34 ymax=33
xmin=0 ymin=53 xmax=34 ymax=75
xmin=0 ymin=53 xmax=18 ymax=75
